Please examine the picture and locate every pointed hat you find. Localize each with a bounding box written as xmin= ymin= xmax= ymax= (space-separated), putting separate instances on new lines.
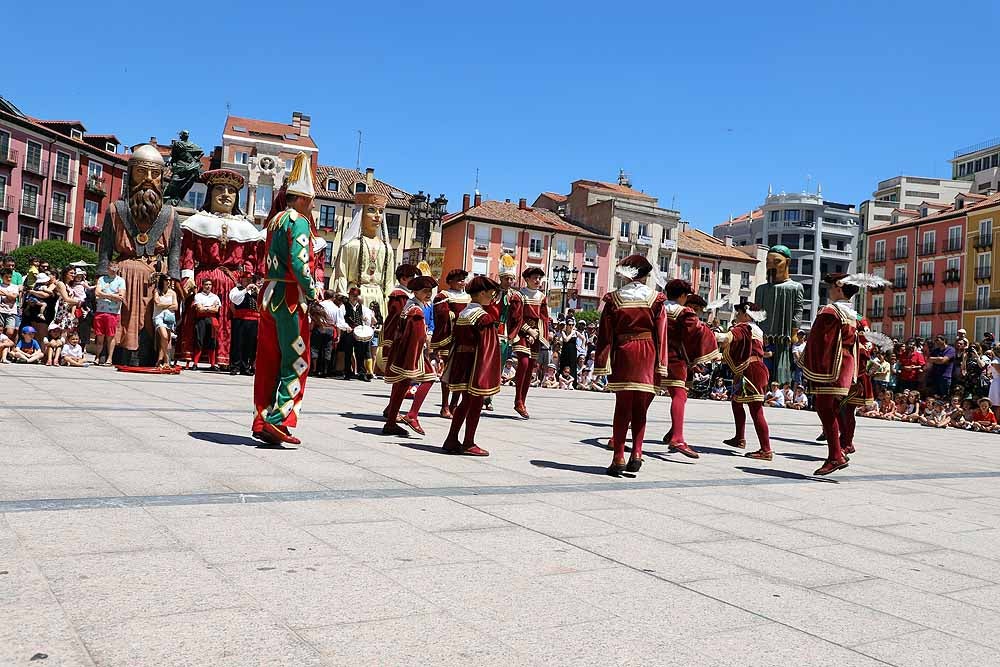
xmin=286 ymin=152 xmax=315 ymax=198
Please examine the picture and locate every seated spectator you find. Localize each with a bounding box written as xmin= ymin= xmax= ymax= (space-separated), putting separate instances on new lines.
xmin=61 ymin=332 xmax=85 ymax=367
xmin=789 ymin=385 xmax=809 ymax=409
xmin=859 ymin=393 xmax=881 ymax=418
xmin=763 ymin=381 xmax=785 ymax=407
xmin=781 ymin=382 xmax=794 ymax=405
xmin=541 ymin=364 xmax=559 ymax=389
xmin=11 ymin=326 xmax=43 ymax=363
xmin=918 ymin=399 xmax=950 ymax=428
xmin=896 ymin=391 xmax=922 ymax=423
xmin=946 ymin=395 xmax=967 ymax=429
xmin=591 ymin=374 xmax=609 ymax=392
xmin=558 ymin=365 xmax=575 ymax=390
xmin=968 ymin=398 xmax=1000 ymax=433
xmin=0 ymin=331 xmax=14 ymax=363
xmin=709 ymin=378 xmax=728 ymax=401
xmin=576 ymin=367 xmax=593 ymax=390
xmin=877 ymin=390 xmax=900 ymax=420
xmin=43 ymin=326 xmax=65 ymax=366
xmin=500 ymin=358 xmax=517 ymax=386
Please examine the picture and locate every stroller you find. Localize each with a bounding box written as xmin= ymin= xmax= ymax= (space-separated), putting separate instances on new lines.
xmin=688 ymin=368 xmax=713 ymax=399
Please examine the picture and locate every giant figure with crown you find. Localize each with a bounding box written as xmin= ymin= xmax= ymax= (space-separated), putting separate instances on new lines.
xmin=333 ymin=188 xmax=395 ymax=317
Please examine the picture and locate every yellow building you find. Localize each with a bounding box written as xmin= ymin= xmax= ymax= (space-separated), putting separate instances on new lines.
xmin=962 ymin=195 xmax=1000 ymax=341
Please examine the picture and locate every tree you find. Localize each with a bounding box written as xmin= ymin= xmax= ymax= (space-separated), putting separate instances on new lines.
xmin=10 ymin=241 xmax=98 ymax=277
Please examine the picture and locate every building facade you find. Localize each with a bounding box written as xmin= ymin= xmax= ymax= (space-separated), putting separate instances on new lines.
xmin=860 ymin=175 xmax=971 ymax=231
xmin=440 ymin=195 xmax=612 ymax=312
xmin=714 ymin=189 xmax=860 ymax=323
xmin=962 ymin=195 xmax=1000 ymax=342
xmin=951 ymin=139 xmax=1000 ymax=195
xmin=0 ymin=96 xmax=127 ymax=254
xmin=675 ymin=225 xmax=765 ymax=327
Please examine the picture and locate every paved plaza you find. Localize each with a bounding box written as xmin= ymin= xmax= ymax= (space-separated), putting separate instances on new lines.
xmin=2 ymin=365 xmax=1000 ymax=666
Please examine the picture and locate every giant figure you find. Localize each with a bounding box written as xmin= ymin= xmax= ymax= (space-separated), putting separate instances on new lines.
xmin=333 ymin=191 xmax=395 ymax=317
xmin=177 ymin=169 xmax=265 ymax=368
xmin=97 ymin=144 xmax=181 ymax=367
xmin=753 ymin=245 xmax=804 ymax=385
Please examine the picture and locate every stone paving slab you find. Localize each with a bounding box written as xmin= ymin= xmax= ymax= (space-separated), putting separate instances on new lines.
xmin=4 ymin=363 xmax=1000 ymax=665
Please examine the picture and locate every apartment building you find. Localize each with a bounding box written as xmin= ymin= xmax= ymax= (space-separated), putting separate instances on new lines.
xmin=962 ymin=194 xmax=1000 ymax=341
xmin=951 ymin=138 xmax=1000 ymax=195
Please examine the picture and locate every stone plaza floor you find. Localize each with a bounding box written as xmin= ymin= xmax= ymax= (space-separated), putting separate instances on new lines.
xmin=2 ymin=364 xmax=1000 ymax=666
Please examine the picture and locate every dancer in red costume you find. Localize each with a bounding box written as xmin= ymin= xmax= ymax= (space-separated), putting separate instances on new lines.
xmin=441 ymin=276 xmax=502 ymax=456
xmin=717 ymin=303 xmax=773 ymax=460
xmin=660 ymin=279 xmax=721 ymax=458
xmin=374 ymin=263 xmax=420 ymax=376
xmin=382 ymin=276 xmax=439 ymax=436
xmin=800 ymin=272 xmax=888 ymax=475
xmin=482 ymin=254 xmax=523 ymax=412
xmin=430 ymin=269 xmax=470 ymax=418
xmin=512 ymin=267 xmax=549 ymax=419
xmin=593 ymin=255 xmax=670 ymax=476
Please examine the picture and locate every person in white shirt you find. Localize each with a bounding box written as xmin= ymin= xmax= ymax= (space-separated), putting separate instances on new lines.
xmin=789 ymin=385 xmax=809 ymax=409
xmin=337 ymin=286 xmax=376 ymax=381
xmin=309 ymin=289 xmax=341 ymax=377
xmin=227 ymin=272 xmax=259 ymax=375
xmin=62 ymin=331 xmax=85 ymax=367
xmin=189 ymin=278 xmax=222 ymax=370
xmin=763 ymin=381 xmax=786 ymax=407
xmin=0 ymin=268 xmax=21 ymax=339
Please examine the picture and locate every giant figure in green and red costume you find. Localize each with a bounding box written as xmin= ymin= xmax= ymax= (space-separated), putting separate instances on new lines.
xmin=252 ymin=153 xmax=319 ymax=446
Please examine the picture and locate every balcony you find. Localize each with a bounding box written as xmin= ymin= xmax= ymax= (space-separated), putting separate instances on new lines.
xmin=53 ymin=169 xmax=73 ymax=185
xmin=917 ymin=272 xmax=935 ymax=286
xmin=939 ymin=301 xmax=961 ymax=314
xmin=50 ymin=206 xmax=67 ymax=224
xmin=82 ymin=219 xmax=101 ymax=233
xmin=975 ymin=266 xmax=992 ymax=281
xmin=942 ymin=269 xmax=962 ymax=283
xmin=974 ymin=233 xmax=993 ymax=249
xmin=19 ymin=199 xmax=43 ymax=220
xmin=915 ymin=303 xmax=935 ymax=315
xmin=23 ymin=158 xmax=48 ymax=177
xmin=893 ymin=247 xmax=909 ymax=260
xmin=739 ymin=280 xmax=751 ymax=290
xmin=889 ymin=305 xmax=906 ymax=318
xmin=636 ymin=234 xmax=653 ymax=246
xmin=870 ymin=251 xmax=886 ymax=263
xmin=868 ymin=306 xmax=884 ymax=319
xmin=86 ymin=175 xmax=107 ymax=196
xmin=965 ymin=296 xmax=1000 ymax=311
xmin=892 ymin=277 xmax=907 ymax=289
xmin=943 ymin=238 xmax=963 ymax=253
xmin=918 ymin=242 xmax=936 ymax=256
xmin=583 ymin=255 xmax=597 ymax=267
xmin=0 ymin=194 xmax=12 ymax=212
xmin=0 ymin=147 xmax=17 ymax=167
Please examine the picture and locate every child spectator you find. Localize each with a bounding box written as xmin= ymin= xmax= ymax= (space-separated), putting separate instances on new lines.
xmin=541 ymin=364 xmax=558 ymax=389
xmin=918 ymin=400 xmax=950 ymax=428
xmin=591 ymin=373 xmax=609 ymax=392
xmin=877 ymin=390 xmax=899 ymax=420
xmin=62 ymin=332 xmax=85 ymax=367
xmin=947 ymin=396 xmax=967 ymax=429
xmin=709 ymin=378 xmax=728 ymax=401
xmin=576 ymin=366 xmax=593 ymax=391
xmin=968 ymin=398 xmax=1000 ymax=433
xmin=500 ymin=358 xmax=517 ymax=386
xmin=0 ymin=331 xmax=14 ymax=363
xmin=11 ymin=326 xmax=43 ymax=363
xmin=558 ymin=365 xmax=575 ymax=390
xmin=789 ymin=385 xmax=809 ymax=409
xmin=782 ymin=382 xmax=794 ymax=405
xmin=896 ymin=391 xmax=921 ymax=423
xmin=764 ymin=381 xmax=785 ymax=407
xmin=43 ymin=326 xmax=65 ymax=366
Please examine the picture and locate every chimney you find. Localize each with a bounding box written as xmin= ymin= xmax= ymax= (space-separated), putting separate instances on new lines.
xmin=462 ymin=194 xmax=471 ymax=212
xmin=518 ymin=198 xmax=527 ymax=210
xmin=365 ymin=167 xmax=375 ymax=188
xmin=504 ymin=198 xmax=510 ymax=203
xmin=291 ymin=112 xmax=302 ymax=131
xmin=300 ymin=114 xmax=311 ymax=138
xmin=724 ymin=235 xmax=733 ymax=247
xmin=474 ymin=193 xmax=482 ymax=207
xmin=149 ymin=136 xmax=157 ymax=146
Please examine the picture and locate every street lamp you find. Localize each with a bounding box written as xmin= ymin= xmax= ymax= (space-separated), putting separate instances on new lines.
xmin=407 ymin=190 xmax=448 ymax=259
xmin=552 ymin=265 xmax=579 ymax=318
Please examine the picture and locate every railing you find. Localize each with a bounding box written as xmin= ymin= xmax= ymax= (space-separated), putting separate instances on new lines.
xmin=53 ymin=168 xmax=73 ymax=185
xmin=892 ymin=278 xmax=907 ymax=289
xmin=868 ymin=307 xmax=884 ymax=319
xmin=942 ymin=269 xmax=961 ymax=283
xmin=918 ymin=243 xmax=936 ymax=256
xmin=636 ymin=234 xmax=652 ymax=246
xmin=939 ymin=301 xmax=961 ymax=314
xmin=86 ymin=175 xmax=107 ymax=195
xmin=870 ymin=251 xmax=886 ymax=263
xmin=889 ymin=305 xmax=906 ymax=318
xmin=739 ymin=280 xmax=751 ymax=290
xmin=975 ymin=266 xmax=992 ymax=280
xmin=82 ymin=219 xmax=101 ymax=232
xmin=0 ymin=147 xmax=17 ymax=166
xmin=19 ymin=199 xmax=43 ymax=219
xmin=917 ymin=273 xmax=935 ymax=286
xmin=915 ymin=303 xmax=935 ymax=315
xmin=583 ymin=255 xmax=597 ymax=266
xmin=943 ymin=238 xmax=963 ymax=253
xmin=23 ymin=158 xmax=48 ymax=177
xmin=974 ymin=233 xmax=993 ymax=249
xmin=966 ymin=296 xmax=1000 ymax=311
xmin=893 ymin=247 xmax=909 ymax=259
xmin=954 ymin=137 xmax=1000 ymax=158
xmin=51 ymin=206 xmax=67 ymax=224
xmin=0 ymin=194 xmax=12 ymax=212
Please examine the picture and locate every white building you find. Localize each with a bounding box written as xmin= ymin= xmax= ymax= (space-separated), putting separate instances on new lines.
xmin=860 ymin=175 xmax=970 ymax=232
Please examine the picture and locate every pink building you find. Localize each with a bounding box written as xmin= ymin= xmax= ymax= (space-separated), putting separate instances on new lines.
xmin=441 ymin=194 xmax=613 ymax=312
xmin=0 ymin=96 xmax=126 ymax=254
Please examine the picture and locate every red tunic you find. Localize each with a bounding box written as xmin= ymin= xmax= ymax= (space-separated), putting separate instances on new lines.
xmin=374 ymin=285 xmax=412 ymax=374
xmin=442 ymin=304 xmax=502 ymax=396
xmin=719 ymin=321 xmax=768 ymax=403
xmin=593 ymin=283 xmax=669 ymax=394
xmin=384 ymin=301 xmax=436 ymax=384
xmin=661 ymin=302 xmax=721 ymax=389
xmin=429 ymin=289 xmax=471 ymax=358
xmin=846 ymin=332 xmax=875 ymax=407
xmin=801 ymin=301 xmax=859 ymax=397
xmin=512 ymin=288 xmax=549 ymax=359
xmin=484 ymin=287 xmax=524 ymax=347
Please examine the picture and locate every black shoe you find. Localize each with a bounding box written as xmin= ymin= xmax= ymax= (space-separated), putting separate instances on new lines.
xmin=230 ymin=368 xmax=239 ymax=376
xmin=625 ymin=458 xmax=643 ymax=473
xmin=606 ymin=462 xmax=626 ymax=477
xmin=361 ymin=375 xmax=372 ymax=382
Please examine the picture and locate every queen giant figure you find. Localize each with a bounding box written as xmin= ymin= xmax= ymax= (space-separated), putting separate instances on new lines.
xmin=333 ymin=191 xmax=395 ymax=316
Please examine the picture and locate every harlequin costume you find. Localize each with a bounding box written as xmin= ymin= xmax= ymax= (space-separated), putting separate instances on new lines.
xmin=430 ymin=270 xmax=471 ymax=418
xmin=800 ymin=272 xmax=887 ymax=475
xmin=382 ymin=276 xmax=439 ymax=436
xmin=513 ymin=268 xmax=550 ymax=418
xmin=373 ymin=264 xmax=419 ymax=376
xmin=660 ymin=280 xmax=720 ymax=459
xmin=594 ymin=256 xmax=669 ymax=476
xmin=441 ymin=276 xmax=502 ymax=456
xmin=717 ymin=304 xmax=772 ymax=460
xmin=177 ymin=169 xmax=265 ymax=368
xmin=251 ymin=154 xmax=319 ymax=446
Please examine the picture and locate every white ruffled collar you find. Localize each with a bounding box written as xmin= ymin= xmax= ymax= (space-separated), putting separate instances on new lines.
xmin=618 ymin=281 xmax=652 ymax=301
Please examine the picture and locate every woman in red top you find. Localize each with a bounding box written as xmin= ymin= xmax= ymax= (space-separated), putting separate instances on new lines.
xmin=382 ymin=276 xmax=438 ymax=436
xmin=594 ymin=255 xmax=670 ymax=476
xmin=441 ymin=276 xmax=502 ymax=456
xmin=717 ymin=303 xmax=772 ymax=460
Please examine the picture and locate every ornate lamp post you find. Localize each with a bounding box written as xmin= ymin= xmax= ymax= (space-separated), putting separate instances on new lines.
xmin=552 ymin=265 xmax=579 ymax=318
xmin=407 ymin=190 xmax=448 ymax=259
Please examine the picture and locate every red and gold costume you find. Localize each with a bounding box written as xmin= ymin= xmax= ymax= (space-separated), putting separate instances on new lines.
xmin=512 ymin=286 xmax=549 ymax=416
xmin=485 ymin=286 xmax=524 ymax=361
xmin=841 ymin=325 xmax=875 ymax=457
xmin=385 ymin=301 xmax=437 ymax=385
xmin=430 ymin=287 xmax=471 ymax=414
xmin=374 ymin=284 xmax=412 ymax=375
xmin=443 ymin=304 xmax=502 ymax=397
xmin=717 ymin=318 xmax=772 ymax=458
xmin=593 ymin=280 xmax=669 ymax=471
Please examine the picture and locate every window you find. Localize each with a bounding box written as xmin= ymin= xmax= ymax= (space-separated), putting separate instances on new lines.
xmin=315 ymin=205 xmax=336 ymax=230
xmin=804 ymin=209 xmax=815 ymax=223
xmin=584 ymin=242 xmax=598 ymax=264
xmin=873 ymin=267 xmax=885 ymax=280
xmin=768 ymin=234 xmax=778 ymax=246
xmin=947 ymin=257 xmax=960 ymax=272
xmin=285 ymin=159 xmax=294 ymax=172
xmin=323 ymin=243 xmax=334 ymax=267
xmin=740 ymin=271 xmax=750 ymax=288
xmin=922 ymin=230 xmax=935 ymax=249
xmin=619 ymin=220 xmax=630 ymax=239
xmin=789 ymin=258 xmax=799 ymax=274
xmin=977 ymin=252 xmax=991 ymax=271
xmin=918 ymin=321 xmax=931 ymax=338
xmin=475 ymin=225 xmax=491 ymax=250
xmin=658 ymin=254 xmax=670 ymax=273
xmin=980 ymin=219 xmax=992 ymax=236
xmin=106 ymin=142 xmax=116 ymax=152
xmin=51 ymin=192 xmax=67 ymax=223
xmin=893 ymin=292 xmax=905 ymax=309
xmin=801 ymin=259 xmax=813 ymax=275
xmin=945 ymin=287 xmax=959 ymax=304
xmin=25 ymin=140 xmax=42 ymax=172
xmin=977 ymin=285 xmax=990 ymax=310
xmin=503 ymin=229 xmax=518 ymax=253
xmin=873 ymin=239 xmax=885 ymax=258
xmin=948 ymin=225 xmax=962 ymax=250
xmin=239 ymin=185 xmax=249 ymax=211
xmin=21 ymin=183 xmax=38 ymax=216
xmin=803 ymin=235 xmax=815 ymax=250
xmin=529 ymin=234 xmax=543 ymax=256
xmin=555 ymin=237 xmax=569 ymax=259
xmin=55 ymin=152 xmax=71 ymax=182
xmin=385 ymin=213 xmax=400 ymax=239
xmin=942 ymin=320 xmax=958 ymax=341
xmin=699 ymin=266 xmax=710 ymax=285
xmin=637 ymin=223 xmax=649 ymax=239
xmin=836 ymin=240 xmax=844 ymax=251
xmin=780 ymin=234 xmax=799 ymax=249
xmin=81 ymin=240 xmax=97 ymax=252
xmin=921 ymin=261 xmax=933 ymax=275
xmin=975 ymin=316 xmax=997 ymax=343
xmin=254 ymin=185 xmax=273 ymax=215
xmin=84 ymin=200 xmax=99 ymax=228
xmin=472 ymin=257 xmax=489 ymax=276
xmin=354 ymin=182 xmax=367 ymax=194
xmin=769 ymin=210 xmax=780 ymax=222
xmin=185 ymin=190 xmax=205 ymax=209
xmin=892 ymin=321 xmax=905 ymax=339
xmin=234 ymin=151 xmax=248 ymax=164
xmin=582 ymin=270 xmax=596 ymax=292
xmin=0 ymin=130 xmax=9 ymax=158
xmin=894 ymin=265 xmax=906 ymax=281
xmin=661 ymin=227 xmax=670 ymax=243
xmin=870 ymin=322 xmax=883 ymax=334
xmin=871 ymin=295 xmax=883 ymax=311
xmin=88 ymin=161 xmax=103 ymax=178
xmin=783 ymin=209 xmax=801 ymax=222
xmin=895 ymin=236 xmax=908 ymax=256
xmin=721 ymin=268 xmax=731 ymax=286
xmin=681 ymin=262 xmax=692 ymax=281
xmin=19 ymin=225 xmax=35 ymax=247
xmin=49 ymin=230 xmax=66 ymax=241
xmin=326 ymin=178 xmax=339 ymax=192
xmin=0 ymin=174 xmax=5 ymax=201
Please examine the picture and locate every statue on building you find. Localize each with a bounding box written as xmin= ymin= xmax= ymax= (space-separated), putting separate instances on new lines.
xmin=97 ymin=144 xmax=182 ymax=367
xmin=753 ymin=245 xmax=804 ymax=384
xmin=163 ymin=130 xmax=204 ymax=206
xmin=333 ymin=191 xmax=395 ymax=316
xmin=176 ymin=169 xmax=266 ymax=369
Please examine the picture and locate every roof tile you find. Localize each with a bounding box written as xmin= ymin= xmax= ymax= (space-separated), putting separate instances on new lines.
xmin=314 ymin=165 xmax=411 ymax=206
xmin=223 ymin=115 xmax=318 ymax=150
xmin=680 ymin=229 xmax=759 ymax=263
xmin=444 ymin=199 xmax=608 ymax=238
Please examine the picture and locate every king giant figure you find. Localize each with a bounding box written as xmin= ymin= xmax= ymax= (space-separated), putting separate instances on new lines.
xmin=753 ymin=245 xmax=804 ymax=385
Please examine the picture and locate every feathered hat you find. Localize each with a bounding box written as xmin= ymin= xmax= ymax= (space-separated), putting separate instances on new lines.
xmin=498 ymin=253 xmax=518 ymax=277
xmin=686 ymin=293 xmax=708 ymax=308
xmin=865 ymin=330 xmax=895 ymax=352
xmin=285 ymin=152 xmax=315 ymax=198
xmin=615 ymin=254 xmax=653 ymax=280
xmin=417 ymin=260 xmax=432 ymax=277
xmin=735 ymin=302 xmax=768 ymax=323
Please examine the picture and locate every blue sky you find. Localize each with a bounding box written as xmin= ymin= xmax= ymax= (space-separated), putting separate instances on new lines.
xmin=5 ymin=0 xmax=998 ymax=230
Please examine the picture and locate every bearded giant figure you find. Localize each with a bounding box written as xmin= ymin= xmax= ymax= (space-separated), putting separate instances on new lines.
xmin=176 ymin=169 xmax=265 ymax=367
xmin=753 ymin=245 xmax=804 ymax=385
xmin=97 ymin=144 xmax=182 ymax=366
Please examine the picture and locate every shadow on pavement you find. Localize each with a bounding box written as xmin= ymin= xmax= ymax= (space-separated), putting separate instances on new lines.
xmin=769 ymin=435 xmax=825 ymax=447
xmin=398 ymin=442 xmax=446 ymax=455
xmin=736 ymin=466 xmax=838 ymax=483
xmin=187 ymin=431 xmax=297 ymax=450
xmin=641 ymin=451 xmax=696 ymax=465
xmin=530 ymin=460 xmax=626 ymax=476
xmin=350 ymin=425 xmax=394 ymax=437
xmin=777 ymin=451 xmax=825 ymax=462
xmin=570 ymin=420 xmax=612 ymax=428
xmin=341 ymin=412 xmax=388 ymax=423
